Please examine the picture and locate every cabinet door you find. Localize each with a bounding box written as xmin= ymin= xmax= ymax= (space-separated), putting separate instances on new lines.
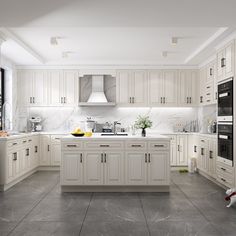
xmin=125 ymin=152 xmax=147 ymax=185
xmin=116 ymin=70 xmax=132 ymax=105
xmin=217 ymin=48 xmax=225 ymax=82
xmin=209 ymin=139 xmax=217 ymax=178
xmin=61 ymin=152 xmax=83 ymax=185
xmin=48 ymin=70 xmax=64 ymax=106
xmin=20 ymin=147 xmax=29 ymax=173
xmin=163 ymin=70 xmax=178 ymax=105
xmin=32 ymin=143 xmax=39 ymax=168
xmin=148 ymin=152 xmax=169 ymax=185
xmin=84 ymin=152 xmax=103 ymax=185
xmin=177 ymin=135 xmax=188 ymax=166
xmin=63 ymin=70 xmax=79 ymax=106
xmin=7 ymin=152 xmax=14 ymax=182
xmin=33 ymin=70 xmax=48 ymax=106
xmin=165 ymin=135 xmax=177 ymax=166
xmin=148 ymin=70 xmax=163 ymax=106
xmin=104 ymin=152 xmax=124 ymax=185
xmin=51 ymin=143 xmax=61 ymax=166
xmin=132 ymin=70 xmax=147 ymax=106
xmin=40 ymin=135 xmax=51 ymax=166
xmin=199 ymin=67 xmax=206 ymax=104
xmin=225 ymin=42 xmax=235 ymax=79
xmin=18 ymin=70 xmax=33 ymax=106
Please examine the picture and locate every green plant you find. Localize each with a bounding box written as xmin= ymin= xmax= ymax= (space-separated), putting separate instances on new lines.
xmin=134 ymin=115 xmax=153 ymax=129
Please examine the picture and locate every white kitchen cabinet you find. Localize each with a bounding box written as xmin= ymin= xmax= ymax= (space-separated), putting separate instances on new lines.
xmin=164 ymin=135 xmax=177 ymax=166
xmin=125 ymin=152 xmax=147 ymax=185
xmin=198 ymin=138 xmax=209 ymax=173
xmin=83 ymin=152 xmax=104 ymax=185
xmin=178 ymin=70 xmax=198 ymax=106
xmin=40 ymin=135 xmax=51 ymax=166
xmin=61 ymin=152 xmax=83 ymax=185
xmin=18 ymin=70 xmax=48 ymax=107
xmin=51 ymin=136 xmax=61 ymax=166
xmin=199 ymin=67 xmax=206 ymax=105
xmin=188 ymin=135 xmax=199 ymax=159
xmin=116 ymin=70 xmax=147 ymax=106
xmin=208 ymin=138 xmax=216 ymax=179
xmin=217 ymin=41 xmax=235 ymax=83
xmin=176 ymin=135 xmax=188 ymax=166
xmin=148 ymin=152 xmax=169 ymax=185
xmin=148 ymin=70 xmax=177 ymax=106
xmin=7 ymin=151 xmax=20 ymax=183
xmin=104 ymin=152 xmax=124 ymax=185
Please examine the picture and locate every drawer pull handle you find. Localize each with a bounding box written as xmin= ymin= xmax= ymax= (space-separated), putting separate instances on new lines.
xmin=221 ymin=167 xmax=226 ymax=171
xmin=23 ymin=141 xmax=27 ymax=143
xmin=13 ymin=152 xmax=17 ymax=161
xmin=80 ymin=153 xmax=83 ymax=163
xmin=148 ymin=153 xmax=151 ymax=163
xmin=145 ymin=153 xmax=147 ymax=163
xmin=131 ymin=144 xmax=142 ymax=147
xmin=13 ymin=143 xmax=17 ymax=146
xmin=221 ymin=178 xmax=226 ymax=182
xmin=28 ymin=139 xmax=32 ymax=142
xmin=66 ymin=145 xmax=77 ymax=147
xmin=101 ymin=153 xmax=103 ymax=163
xmin=100 ymin=145 xmax=110 ymax=147
xmin=154 ymin=145 xmax=164 ymax=147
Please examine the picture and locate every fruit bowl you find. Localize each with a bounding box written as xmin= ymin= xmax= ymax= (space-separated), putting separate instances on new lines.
xmin=71 ymin=133 xmax=85 ymax=137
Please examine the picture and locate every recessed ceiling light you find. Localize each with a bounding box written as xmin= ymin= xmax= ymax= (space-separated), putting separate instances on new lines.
xmin=50 ymin=37 xmax=58 ymax=46
xmin=171 ymin=37 xmax=178 ymax=45
xmin=162 ymin=51 xmax=167 ymax=57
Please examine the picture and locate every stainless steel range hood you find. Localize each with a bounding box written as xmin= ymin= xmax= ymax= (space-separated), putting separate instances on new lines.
xmin=78 ymin=75 xmax=116 ymax=106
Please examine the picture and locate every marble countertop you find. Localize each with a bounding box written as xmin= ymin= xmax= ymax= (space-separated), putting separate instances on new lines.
xmin=0 ymin=132 xmax=39 ymax=141
xmin=61 ymin=133 xmax=171 ymax=141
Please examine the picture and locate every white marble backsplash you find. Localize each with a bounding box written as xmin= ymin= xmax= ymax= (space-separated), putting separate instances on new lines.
xmin=15 ymin=106 xmax=202 ymax=133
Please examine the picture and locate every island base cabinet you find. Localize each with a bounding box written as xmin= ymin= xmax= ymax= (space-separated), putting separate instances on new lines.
xmin=7 ymin=151 xmax=20 ymax=184
xmin=125 ymin=152 xmax=147 ymax=185
xmin=61 ymin=152 xmax=83 ymax=185
xmin=148 ymin=152 xmax=169 ymax=185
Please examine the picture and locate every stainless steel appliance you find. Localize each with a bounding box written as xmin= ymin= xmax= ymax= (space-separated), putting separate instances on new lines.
xmin=29 ymin=117 xmax=43 ymax=132
xmin=218 ymin=78 xmax=233 ymax=122
xmin=218 ymin=122 xmax=233 ymax=166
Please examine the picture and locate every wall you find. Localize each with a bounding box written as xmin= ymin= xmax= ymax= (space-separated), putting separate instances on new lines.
xmin=17 ymin=106 xmax=199 ymax=134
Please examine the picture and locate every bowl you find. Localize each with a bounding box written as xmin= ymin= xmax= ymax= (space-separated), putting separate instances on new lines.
xmin=71 ymin=133 xmax=85 ymax=137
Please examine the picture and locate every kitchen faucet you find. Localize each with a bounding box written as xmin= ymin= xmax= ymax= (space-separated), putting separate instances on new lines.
xmin=113 ymin=121 xmax=121 ymax=134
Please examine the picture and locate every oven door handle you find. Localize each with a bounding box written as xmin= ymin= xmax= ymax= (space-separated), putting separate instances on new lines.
xmin=219 ymin=135 xmax=229 ymax=140
xmin=219 ymin=92 xmax=229 ymax=98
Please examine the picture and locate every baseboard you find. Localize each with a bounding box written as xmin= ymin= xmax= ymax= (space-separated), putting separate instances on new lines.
xmin=61 ymin=185 xmax=170 ymax=193
xmin=171 ymin=166 xmax=188 ymax=171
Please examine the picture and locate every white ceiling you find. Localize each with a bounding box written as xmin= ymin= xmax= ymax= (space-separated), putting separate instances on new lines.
xmin=0 ymin=0 xmax=236 ymax=66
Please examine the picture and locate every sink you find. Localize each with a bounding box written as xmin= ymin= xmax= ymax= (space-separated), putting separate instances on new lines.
xmin=101 ymin=133 xmax=128 ymax=136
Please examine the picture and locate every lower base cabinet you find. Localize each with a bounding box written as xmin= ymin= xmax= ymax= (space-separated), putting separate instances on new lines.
xmin=61 ymin=139 xmax=170 ymax=187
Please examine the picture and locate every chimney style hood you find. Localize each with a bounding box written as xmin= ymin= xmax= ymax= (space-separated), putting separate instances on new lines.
xmin=87 ymin=75 xmax=108 ymax=103
xmin=78 ymin=75 xmax=116 ymax=106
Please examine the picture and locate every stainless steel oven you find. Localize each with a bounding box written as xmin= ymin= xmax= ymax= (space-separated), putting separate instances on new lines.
xmin=218 ymin=79 xmax=233 ymax=122
xmin=218 ymin=123 xmax=233 ymax=165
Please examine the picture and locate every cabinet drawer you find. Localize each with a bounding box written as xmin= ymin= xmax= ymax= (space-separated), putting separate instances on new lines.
xmin=126 ymin=141 xmax=147 ymax=150
xmin=148 ymin=141 xmax=169 ymax=151
xmin=7 ymin=140 xmax=20 ymax=148
xmin=84 ymin=141 xmax=124 ymax=150
xmin=216 ymin=172 xmax=234 ymax=188
xmin=62 ymin=142 xmax=83 ymax=150
xmin=216 ymin=162 xmax=234 ymax=176
xmin=51 ymin=135 xmax=63 ymax=144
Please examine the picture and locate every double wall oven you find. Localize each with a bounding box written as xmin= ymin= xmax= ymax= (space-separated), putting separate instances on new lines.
xmin=217 ymin=78 xmax=233 ymax=166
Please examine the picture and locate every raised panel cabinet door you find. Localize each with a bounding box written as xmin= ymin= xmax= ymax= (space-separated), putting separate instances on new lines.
xmin=188 ymin=70 xmax=198 ymax=105
xmin=217 ymin=48 xmax=225 ymax=82
xmin=225 ymin=42 xmax=235 ymax=79
xmin=116 ymin=70 xmax=132 ymax=105
xmin=178 ymin=70 xmax=189 ymax=105
xmin=63 ymin=70 xmax=79 ymax=106
xmin=48 ymin=70 xmax=63 ymax=106
xmin=199 ymin=67 xmax=206 ymax=105
xmin=20 ymin=148 xmax=28 ymax=173
xmin=33 ymin=70 xmax=48 ymax=106
xmin=148 ymin=152 xmax=169 ymax=185
xmin=104 ymin=152 xmax=124 ymax=185
xmin=148 ymin=70 xmax=163 ymax=106
xmin=177 ymin=135 xmax=188 ymax=166
xmin=84 ymin=152 xmax=104 ymax=185
xmin=132 ymin=70 xmax=147 ymax=106
xmin=61 ymin=152 xmax=83 ymax=185
xmin=40 ymin=135 xmax=51 ymax=166
xmin=125 ymin=152 xmax=147 ymax=185
xmin=14 ymin=151 xmax=21 ymax=177
xmin=18 ymin=70 xmax=33 ymax=106
xmin=7 ymin=152 xmax=14 ymax=183
xmin=163 ymin=70 xmax=178 ymax=105
xmin=209 ymin=139 xmax=217 ymax=178
xmin=51 ymin=143 xmax=61 ymax=166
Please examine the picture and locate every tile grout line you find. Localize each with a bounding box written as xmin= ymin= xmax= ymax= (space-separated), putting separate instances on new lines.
xmin=171 ymin=179 xmax=222 ymax=234
xmin=138 ymin=193 xmax=151 ymax=236
xmin=6 ymin=177 xmax=60 ymax=236
xmin=78 ymin=192 xmax=94 ymax=236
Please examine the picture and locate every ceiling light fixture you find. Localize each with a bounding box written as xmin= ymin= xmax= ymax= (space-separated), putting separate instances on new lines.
xmin=162 ymin=51 xmax=167 ymax=57
xmin=171 ymin=37 xmax=178 ymax=45
xmin=50 ymin=37 xmax=63 ymax=46
xmin=62 ymin=51 xmax=75 ymax=58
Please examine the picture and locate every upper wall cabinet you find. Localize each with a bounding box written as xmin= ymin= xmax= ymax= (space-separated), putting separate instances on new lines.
xmin=217 ymin=41 xmax=235 ymax=83
xmin=116 ymin=70 xmax=147 ymax=106
xmin=178 ymin=70 xmax=198 ymax=106
xmin=148 ymin=70 xmax=178 ymax=106
xmin=18 ymin=70 xmax=48 ymax=107
xmin=18 ymin=69 xmax=79 ymax=107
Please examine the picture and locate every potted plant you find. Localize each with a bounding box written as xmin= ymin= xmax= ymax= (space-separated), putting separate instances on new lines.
xmin=134 ymin=115 xmax=153 ymax=137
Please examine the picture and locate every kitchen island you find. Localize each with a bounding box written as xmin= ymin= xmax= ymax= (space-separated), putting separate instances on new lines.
xmin=60 ymin=134 xmax=171 ymax=192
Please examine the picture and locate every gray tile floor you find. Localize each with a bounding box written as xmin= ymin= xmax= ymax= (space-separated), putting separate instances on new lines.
xmin=0 ymin=171 xmax=235 ymax=236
